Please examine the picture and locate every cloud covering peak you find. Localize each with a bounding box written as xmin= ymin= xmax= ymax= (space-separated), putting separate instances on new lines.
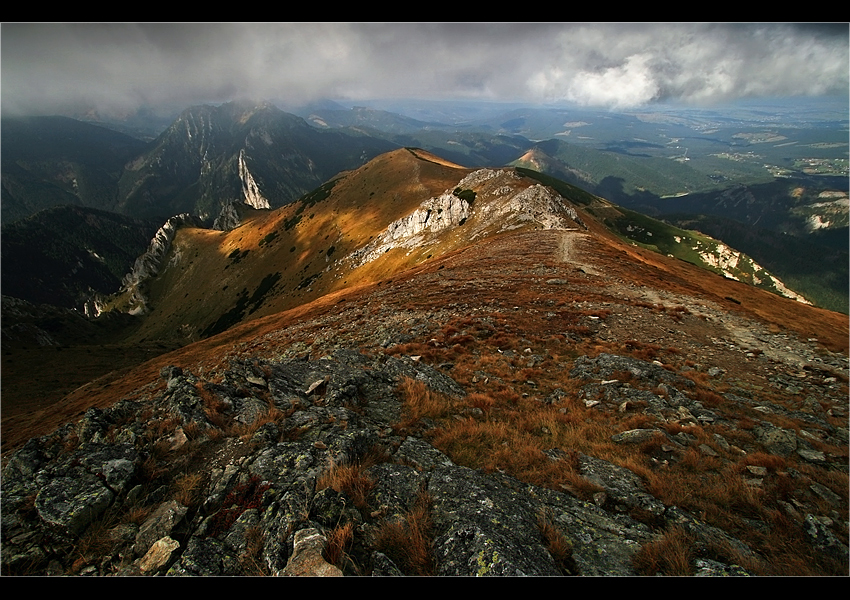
xmin=2 ymin=23 xmax=847 ymax=116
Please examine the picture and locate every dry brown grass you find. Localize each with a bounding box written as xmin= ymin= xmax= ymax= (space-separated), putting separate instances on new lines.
xmin=370 ymin=490 xmax=434 ymax=576
xmin=642 ymin=464 xmax=768 ymax=533
xmin=632 ymin=526 xmax=695 ymax=575
xmin=316 ymin=446 xmax=388 ymax=514
xmin=537 ymin=509 xmax=579 ymax=575
xmin=233 ymin=405 xmax=288 ymax=440
xmin=316 ymin=462 xmax=374 ymax=512
xmin=323 ymin=521 xmax=355 ymax=570
xmin=737 ymin=451 xmax=789 ymax=472
xmin=395 ymin=376 xmax=454 ymax=431
xmin=173 ymin=472 xmax=204 ymax=508
xmin=197 ymin=382 xmax=230 ymax=421
xmin=146 ymin=416 xmax=181 ymax=441
xmin=67 ymin=505 xmax=125 ymax=574
xmin=426 ymin=406 xmax=604 ymax=499
xmin=465 ymin=392 xmax=495 ymax=422
xmin=126 ymin=504 xmax=154 ymax=526
xmin=181 ymin=420 xmax=204 ymax=441
xmin=239 ymin=526 xmax=268 ymax=576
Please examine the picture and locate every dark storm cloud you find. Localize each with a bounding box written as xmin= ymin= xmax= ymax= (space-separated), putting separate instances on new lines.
xmin=2 ymin=23 xmax=847 ymax=116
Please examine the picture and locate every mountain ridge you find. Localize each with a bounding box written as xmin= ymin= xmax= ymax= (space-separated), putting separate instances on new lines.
xmin=2 ymin=211 xmax=847 ymax=575
xmin=97 ymin=148 xmax=817 ymax=348
xmin=1 ymin=145 xmax=847 ymax=577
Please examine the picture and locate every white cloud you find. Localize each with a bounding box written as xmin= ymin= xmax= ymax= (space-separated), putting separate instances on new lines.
xmin=1 ymin=23 xmax=847 ymax=116
xmin=565 ymin=54 xmax=660 ymax=109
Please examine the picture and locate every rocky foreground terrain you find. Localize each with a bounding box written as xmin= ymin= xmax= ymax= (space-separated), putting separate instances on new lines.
xmin=2 ymin=224 xmax=847 ymax=576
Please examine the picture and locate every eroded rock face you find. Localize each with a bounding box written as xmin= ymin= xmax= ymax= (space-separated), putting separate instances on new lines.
xmin=119 ymin=213 xmax=201 ymax=314
xmin=348 ymin=169 xmax=585 ymax=269
xmin=238 ymin=149 xmax=271 ymax=211
xmin=212 ymin=203 xmax=242 ymax=232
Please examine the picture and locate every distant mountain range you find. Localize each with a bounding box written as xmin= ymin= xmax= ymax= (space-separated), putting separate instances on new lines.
xmin=1 ymin=116 xmax=148 ymax=224
xmin=2 ymin=102 xmax=398 ymax=224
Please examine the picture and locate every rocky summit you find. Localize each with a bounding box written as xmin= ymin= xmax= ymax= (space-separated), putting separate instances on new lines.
xmin=1 ymin=149 xmax=848 ymax=576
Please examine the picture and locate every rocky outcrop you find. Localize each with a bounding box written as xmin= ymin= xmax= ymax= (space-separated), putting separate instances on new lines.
xmin=347 ymin=191 xmax=472 ymax=266
xmin=696 ymin=243 xmax=811 ymax=305
xmin=212 ymin=203 xmax=243 ymax=232
xmin=348 ymin=169 xmax=586 ymax=269
xmin=119 ymin=214 xmax=201 ymax=315
xmin=238 ymin=149 xmax=271 ymax=211
xmin=10 ymin=346 xmax=823 ymax=576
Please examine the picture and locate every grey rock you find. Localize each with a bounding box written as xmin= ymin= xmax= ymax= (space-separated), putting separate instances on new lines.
xmin=754 ymin=421 xmax=798 ymax=457
xmin=429 ymin=466 xmax=563 ymax=576
xmin=35 ymin=475 xmax=114 ymax=536
xmin=611 ymin=429 xmax=661 ymax=444
xmin=395 ymin=436 xmax=455 ymax=471
xmin=694 ymin=558 xmax=751 ymax=576
xmin=578 ymin=454 xmax=666 ymax=517
xmin=803 ymin=514 xmax=849 ymax=562
xmin=370 ymin=551 xmax=405 ymax=576
xmin=281 ymin=528 xmax=343 ymax=577
xmin=134 ymin=500 xmax=188 ymax=557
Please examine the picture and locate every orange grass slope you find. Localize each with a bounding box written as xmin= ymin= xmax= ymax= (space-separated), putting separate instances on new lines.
xmin=581 ymin=212 xmax=849 ymax=355
xmin=9 ymin=222 xmax=846 ymax=455
xmin=118 ymin=148 xmax=472 ymax=344
xmin=3 ymin=149 xmax=847 ymax=456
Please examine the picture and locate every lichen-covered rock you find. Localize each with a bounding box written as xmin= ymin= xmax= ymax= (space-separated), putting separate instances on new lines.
xmin=35 ymin=475 xmax=114 ymax=536
xmin=753 ymin=421 xmax=798 ymax=457
xmin=3 ymin=348 xmax=818 ymax=577
xmin=134 ymin=500 xmax=188 ymax=557
xmin=429 ymin=465 xmax=564 ymax=576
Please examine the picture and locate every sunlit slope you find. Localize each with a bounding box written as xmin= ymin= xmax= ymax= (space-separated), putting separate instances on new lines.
xmin=118 ymin=148 xmax=472 ymax=342
xmin=116 ymin=148 xmax=823 ymax=346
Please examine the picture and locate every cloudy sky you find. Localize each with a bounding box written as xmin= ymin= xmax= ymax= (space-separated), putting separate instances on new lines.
xmin=2 ymin=23 xmax=848 ymax=116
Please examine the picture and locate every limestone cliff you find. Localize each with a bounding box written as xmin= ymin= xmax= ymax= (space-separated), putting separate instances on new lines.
xmin=348 ymin=168 xmax=585 ymax=269
xmin=119 ymin=214 xmax=201 ymax=315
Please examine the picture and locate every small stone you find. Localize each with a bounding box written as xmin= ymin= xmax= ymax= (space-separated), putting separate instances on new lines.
xmin=797 ymin=448 xmax=826 ymax=464
xmin=698 ymin=444 xmax=718 ymax=457
xmin=611 ymin=429 xmax=659 ymax=444
xmin=281 ymin=528 xmax=343 ymax=577
xmin=139 ymin=536 xmax=180 ymax=573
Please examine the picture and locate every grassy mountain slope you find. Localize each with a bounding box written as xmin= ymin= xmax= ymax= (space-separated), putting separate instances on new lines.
xmin=661 ymin=213 xmax=849 ymax=314
xmin=108 ymin=148 xmax=471 ymax=343
xmin=1 ymin=116 xmax=148 ymax=224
